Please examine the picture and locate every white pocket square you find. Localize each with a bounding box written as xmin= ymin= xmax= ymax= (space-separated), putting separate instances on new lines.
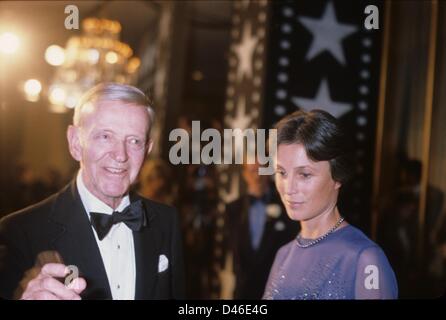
xmin=158 ymin=254 xmax=169 ymax=273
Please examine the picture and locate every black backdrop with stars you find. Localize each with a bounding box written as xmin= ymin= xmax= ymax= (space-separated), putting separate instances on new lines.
xmin=262 ymin=0 xmax=383 ymax=232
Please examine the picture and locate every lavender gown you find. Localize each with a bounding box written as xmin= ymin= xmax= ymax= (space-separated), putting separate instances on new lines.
xmin=263 ymin=225 xmax=398 ymax=299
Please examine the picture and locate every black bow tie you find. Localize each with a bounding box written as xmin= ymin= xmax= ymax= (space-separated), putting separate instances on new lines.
xmin=90 ymin=200 xmax=147 ymax=241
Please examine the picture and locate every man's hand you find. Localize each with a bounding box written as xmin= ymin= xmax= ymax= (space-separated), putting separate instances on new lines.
xmin=19 ymin=263 xmax=86 ymax=300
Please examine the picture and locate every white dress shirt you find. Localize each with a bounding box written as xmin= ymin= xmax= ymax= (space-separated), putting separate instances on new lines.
xmin=76 ymin=171 xmax=136 ymax=300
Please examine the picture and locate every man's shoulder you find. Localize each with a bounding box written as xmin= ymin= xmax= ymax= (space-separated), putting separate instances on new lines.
xmin=224 ymin=197 xmax=247 ymax=224
xmin=226 ymin=197 xmax=245 ymax=213
xmin=136 ymin=195 xmax=179 ymax=222
xmin=139 ymin=196 xmax=177 ymax=213
xmin=0 ymin=185 xmax=69 ymax=231
xmin=1 ymin=195 xmax=56 ymax=227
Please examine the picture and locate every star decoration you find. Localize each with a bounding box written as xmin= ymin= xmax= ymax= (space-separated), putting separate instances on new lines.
xmin=233 ymin=21 xmax=259 ymax=81
xmin=225 ymin=95 xmax=255 ymax=163
xmin=226 ymin=95 xmax=252 ymax=130
xmin=298 ymin=2 xmax=357 ymax=65
xmin=291 ymin=79 xmax=352 ymax=118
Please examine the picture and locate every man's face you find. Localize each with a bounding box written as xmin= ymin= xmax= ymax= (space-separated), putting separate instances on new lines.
xmin=274 ymin=143 xmax=340 ymax=222
xmin=68 ymin=101 xmax=152 ymax=208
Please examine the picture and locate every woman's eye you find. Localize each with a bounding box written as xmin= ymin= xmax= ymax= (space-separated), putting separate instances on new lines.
xmin=301 ymin=173 xmax=312 ymax=178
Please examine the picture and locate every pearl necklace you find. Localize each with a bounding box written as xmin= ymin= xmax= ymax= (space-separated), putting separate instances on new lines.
xmin=295 ymin=216 xmax=345 ymax=248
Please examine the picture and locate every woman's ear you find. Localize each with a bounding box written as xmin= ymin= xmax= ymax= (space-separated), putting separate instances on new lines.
xmin=334 ymin=181 xmax=342 ymax=190
xmin=67 ymin=125 xmax=82 ymax=161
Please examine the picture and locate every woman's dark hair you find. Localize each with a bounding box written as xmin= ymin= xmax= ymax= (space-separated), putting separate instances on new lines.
xmin=274 ymin=109 xmax=353 ymax=186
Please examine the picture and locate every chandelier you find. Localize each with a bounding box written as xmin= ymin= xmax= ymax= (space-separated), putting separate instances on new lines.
xmin=43 ymin=17 xmax=141 ymax=113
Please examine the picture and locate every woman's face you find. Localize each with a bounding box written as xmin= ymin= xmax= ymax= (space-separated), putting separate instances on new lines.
xmin=274 ymin=143 xmax=341 ymax=222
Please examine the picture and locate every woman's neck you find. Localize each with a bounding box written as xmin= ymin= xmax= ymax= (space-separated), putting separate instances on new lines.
xmin=299 ymin=206 xmax=343 ymax=239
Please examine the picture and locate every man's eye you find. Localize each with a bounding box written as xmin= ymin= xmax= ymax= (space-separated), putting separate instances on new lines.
xmin=301 ymin=173 xmax=312 ymax=179
xmin=275 ymin=170 xmax=286 ymax=177
xmin=128 ymin=138 xmax=144 ymax=147
xmin=99 ymin=134 xmax=109 ymax=140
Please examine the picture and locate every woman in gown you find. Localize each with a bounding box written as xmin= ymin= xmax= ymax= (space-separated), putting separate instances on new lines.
xmin=263 ymin=110 xmax=398 ymax=299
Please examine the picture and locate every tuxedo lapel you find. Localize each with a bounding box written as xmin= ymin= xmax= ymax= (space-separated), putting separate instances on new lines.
xmin=131 ymin=193 xmax=159 ymax=300
xmin=48 ymin=180 xmax=112 ymax=299
xmin=242 ymin=197 xmax=276 ymax=258
xmin=257 ymin=217 xmax=276 ymax=254
xmin=239 ymin=197 xmax=256 ymax=255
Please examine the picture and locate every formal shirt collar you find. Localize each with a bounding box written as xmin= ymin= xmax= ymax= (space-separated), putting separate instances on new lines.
xmin=76 ymin=170 xmax=130 ymax=216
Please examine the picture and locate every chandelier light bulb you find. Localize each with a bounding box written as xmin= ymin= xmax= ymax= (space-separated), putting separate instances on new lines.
xmin=0 ymin=32 xmax=20 ymax=54
xmin=45 ymin=45 xmax=65 ymax=66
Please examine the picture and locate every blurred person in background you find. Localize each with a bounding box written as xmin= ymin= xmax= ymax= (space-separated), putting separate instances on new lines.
xmin=224 ymin=160 xmax=298 ymax=299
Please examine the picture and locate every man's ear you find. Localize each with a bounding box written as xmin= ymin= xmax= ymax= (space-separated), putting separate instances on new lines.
xmin=146 ymin=139 xmax=154 ymax=156
xmin=67 ymin=125 xmax=82 ymax=161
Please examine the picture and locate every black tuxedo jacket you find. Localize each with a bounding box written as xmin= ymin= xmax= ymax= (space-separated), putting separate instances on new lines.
xmin=225 ymin=193 xmax=299 ymax=299
xmin=0 ymin=180 xmax=185 ymax=300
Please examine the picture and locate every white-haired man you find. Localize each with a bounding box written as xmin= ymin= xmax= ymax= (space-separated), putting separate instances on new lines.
xmin=0 ymin=83 xmax=185 ymax=300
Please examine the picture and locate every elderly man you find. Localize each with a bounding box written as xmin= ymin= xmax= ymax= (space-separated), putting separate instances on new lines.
xmin=0 ymin=83 xmax=185 ymax=300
